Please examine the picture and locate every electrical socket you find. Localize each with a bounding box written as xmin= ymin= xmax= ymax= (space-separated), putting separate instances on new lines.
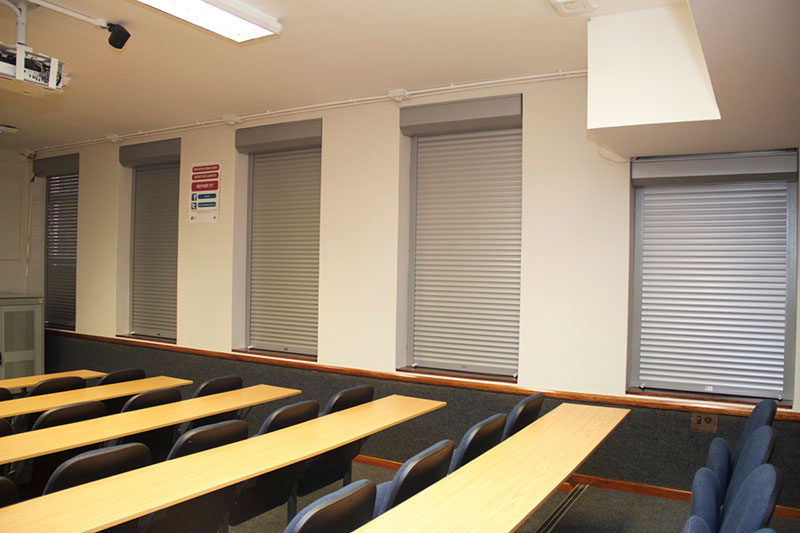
xmin=691 ymin=412 xmax=718 ymax=433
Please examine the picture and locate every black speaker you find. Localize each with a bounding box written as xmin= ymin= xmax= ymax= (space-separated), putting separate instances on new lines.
xmin=107 ymin=23 xmax=130 ymax=49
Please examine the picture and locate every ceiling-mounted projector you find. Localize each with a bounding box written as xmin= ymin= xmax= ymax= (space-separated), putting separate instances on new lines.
xmin=0 ymin=42 xmax=63 ymax=96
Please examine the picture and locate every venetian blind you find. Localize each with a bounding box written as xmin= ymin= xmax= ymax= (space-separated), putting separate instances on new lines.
xmin=45 ymin=174 xmax=79 ymax=328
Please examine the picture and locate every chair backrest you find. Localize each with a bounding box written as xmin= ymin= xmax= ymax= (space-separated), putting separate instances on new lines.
xmin=0 ymin=417 xmax=11 ymax=438
xmin=705 ymin=436 xmax=731 ymax=497
xmin=321 ymin=385 xmax=374 ymax=415
xmin=120 ymin=388 xmax=183 ymax=463
xmin=25 ymin=401 xmax=107 ymax=499
xmin=720 ymin=464 xmax=781 ymax=533
xmin=258 ymin=400 xmax=320 ymax=435
xmin=723 ymin=425 xmax=776 ymax=509
xmin=682 ymin=515 xmax=712 ymax=533
xmin=97 ymin=368 xmax=146 ymax=386
xmin=0 ymin=387 xmax=11 ymax=401
xmin=122 ymin=387 xmax=182 ymax=412
xmin=28 ymin=376 xmax=85 ymax=396
xmin=228 ymin=401 xmax=321 ymax=526
xmin=146 ymin=420 xmax=249 ymax=533
xmin=16 ymin=376 xmax=87 ymax=433
xmin=167 ymin=419 xmax=249 ymax=460
xmin=449 ymin=413 xmax=506 ymax=474
xmin=43 ymin=443 xmax=151 ymax=494
xmin=375 ymin=440 xmax=454 ymax=517
xmin=285 ymin=480 xmax=377 ymax=533
xmin=690 ymin=467 xmax=721 ymax=533
xmin=185 ymin=376 xmax=244 ymax=430
xmin=502 ymin=392 xmax=545 ymax=440
xmin=0 ymin=476 xmax=17 ymax=508
xmin=192 ymin=375 xmax=243 ymax=398
xmin=733 ymin=399 xmax=777 ymax=466
xmin=98 ymin=368 xmax=148 ymax=415
xmin=32 ymin=400 xmax=107 ymax=430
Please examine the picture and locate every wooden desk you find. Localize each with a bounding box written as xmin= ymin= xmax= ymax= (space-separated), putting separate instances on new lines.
xmin=358 ymin=403 xmax=629 ymax=533
xmin=0 ymin=370 xmax=106 ymax=391
xmin=0 ymin=394 xmax=444 ymax=532
xmin=0 ymin=376 xmax=192 ymax=419
xmin=0 ymin=384 xmax=300 ymax=464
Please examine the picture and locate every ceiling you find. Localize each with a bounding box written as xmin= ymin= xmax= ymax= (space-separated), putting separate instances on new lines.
xmin=0 ymin=0 xmax=797 ymax=157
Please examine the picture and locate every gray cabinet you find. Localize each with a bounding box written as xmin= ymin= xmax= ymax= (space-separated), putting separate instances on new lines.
xmin=0 ymin=293 xmax=44 ymax=380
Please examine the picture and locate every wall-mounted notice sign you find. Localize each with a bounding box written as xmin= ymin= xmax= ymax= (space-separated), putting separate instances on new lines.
xmin=189 ymin=162 xmax=220 ymax=224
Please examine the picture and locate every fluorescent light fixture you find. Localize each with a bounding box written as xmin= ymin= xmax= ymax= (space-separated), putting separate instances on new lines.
xmin=135 ymin=0 xmax=282 ymax=42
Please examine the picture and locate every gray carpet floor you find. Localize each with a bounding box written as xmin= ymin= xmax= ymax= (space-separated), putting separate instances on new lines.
xmin=230 ymin=462 xmax=797 ymax=532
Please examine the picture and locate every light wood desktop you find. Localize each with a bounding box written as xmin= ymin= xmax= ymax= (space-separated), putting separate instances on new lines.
xmin=0 ymin=394 xmax=444 ymax=532
xmin=0 ymin=376 xmax=192 ymax=419
xmin=0 ymin=370 xmax=106 ymax=391
xmin=0 ymin=384 xmax=300 ymax=464
xmin=358 ymin=403 xmax=629 ymax=533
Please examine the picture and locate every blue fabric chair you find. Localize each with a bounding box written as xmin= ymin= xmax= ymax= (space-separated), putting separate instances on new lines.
xmin=43 ymin=443 xmax=150 ymax=532
xmin=722 ymin=425 xmax=776 ymax=510
xmin=143 ymin=420 xmax=249 ymax=533
xmin=0 ymin=476 xmax=17 ymax=508
xmin=448 ymin=413 xmax=506 ymax=474
xmin=501 ymin=393 xmax=545 ymax=440
xmin=97 ymin=368 xmax=146 ymax=415
xmin=285 ymin=479 xmax=376 ymax=533
xmin=683 ymin=515 xmax=712 ymax=533
xmin=14 ymin=376 xmax=86 ymax=433
xmin=690 ymin=467 xmax=722 ymax=532
xmin=43 ymin=443 xmax=151 ymax=494
xmin=118 ymin=387 xmax=183 ymax=462
xmin=296 ymin=386 xmax=374 ymax=498
xmin=706 ymin=436 xmax=731 ymax=500
xmin=229 ymin=400 xmax=320 ymax=525
xmin=733 ymin=400 xmax=776 ymax=467
xmin=373 ymin=439 xmax=454 ymax=518
xmin=0 ymin=417 xmax=11 ymax=438
xmin=184 ymin=375 xmax=243 ymax=431
xmin=707 ymin=399 xmax=777 ymax=496
xmin=719 ymin=464 xmax=781 ymax=533
xmin=20 ymin=400 xmax=106 ymax=499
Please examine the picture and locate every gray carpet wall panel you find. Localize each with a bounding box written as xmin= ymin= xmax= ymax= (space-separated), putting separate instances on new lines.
xmin=45 ymin=333 xmax=800 ymax=508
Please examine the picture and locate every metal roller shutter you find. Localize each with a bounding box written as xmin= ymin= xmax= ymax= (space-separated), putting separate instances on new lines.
xmin=249 ymin=148 xmax=321 ymax=355
xmin=411 ymin=129 xmax=522 ymax=376
xmin=131 ymin=163 xmax=179 ymax=340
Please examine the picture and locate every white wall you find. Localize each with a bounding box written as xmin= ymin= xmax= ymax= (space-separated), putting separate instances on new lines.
xmin=75 ymin=144 xmax=123 ymax=334
xmin=29 ymin=76 xmax=797 ymax=408
xmin=519 ymin=78 xmax=630 ymax=395
xmin=587 ymin=4 xmax=720 ymax=129
xmin=317 ymin=103 xmax=406 ymax=372
xmin=0 ymin=148 xmax=31 ymax=293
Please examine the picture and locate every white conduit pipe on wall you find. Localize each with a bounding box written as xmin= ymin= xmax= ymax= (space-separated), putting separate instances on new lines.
xmin=32 ymin=68 xmax=587 ymax=154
